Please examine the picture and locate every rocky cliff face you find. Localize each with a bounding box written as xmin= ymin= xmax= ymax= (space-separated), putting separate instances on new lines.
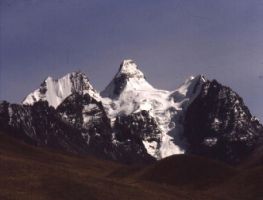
xmin=0 ymin=100 xmax=88 ymax=153
xmin=0 ymin=95 xmax=155 ymax=164
xmin=184 ymin=80 xmax=263 ymax=164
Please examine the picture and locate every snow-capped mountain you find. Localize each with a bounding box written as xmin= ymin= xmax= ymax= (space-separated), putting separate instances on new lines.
xmin=23 ymin=71 xmax=99 ymax=108
xmin=1 ymin=59 xmax=262 ymax=164
xmin=101 ymin=60 xmax=206 ymax=159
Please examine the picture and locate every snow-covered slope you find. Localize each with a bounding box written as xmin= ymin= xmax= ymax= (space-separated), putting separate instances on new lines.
xmin=23 ymin=72 xmax=99 ymax=108
xmin=101 ymin=59 xmax=206 ymax=159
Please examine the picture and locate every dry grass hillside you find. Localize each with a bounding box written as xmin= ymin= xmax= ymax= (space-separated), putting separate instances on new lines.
xmin=0 ymin=132 xmax=262 ymax=200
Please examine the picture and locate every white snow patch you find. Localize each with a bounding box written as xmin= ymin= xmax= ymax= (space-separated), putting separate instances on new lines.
xmin=142 ymin=140 xmax=158 ymax=157
xmin=214 ymin=118 xmax=220 ymax=123
xmin=204 ymin=137 xmax=218 ymax=147
xmin=7 ymin=106 xmax=13 ymax=125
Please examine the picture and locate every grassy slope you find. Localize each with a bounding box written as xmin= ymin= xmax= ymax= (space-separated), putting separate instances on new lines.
xmin=0 ymin=132 xmax=262 ymax=200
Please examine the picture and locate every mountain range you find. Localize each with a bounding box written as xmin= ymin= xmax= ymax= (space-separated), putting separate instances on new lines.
xmin=1 ymin=59 xmax=262 ymax=165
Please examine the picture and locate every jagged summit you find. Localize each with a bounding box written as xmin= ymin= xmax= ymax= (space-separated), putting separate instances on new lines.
xmin=101 ymin=59 xmax=154 ymax=98
xmin=170 ymin=75 xmax=207 ymax=103
xmin=116 ymin=59 xmax=145 ymax=79
xmin=23 ymin=71 xmax=99 ymax=108
xmin=184 ymin=78 xmax=263 ymax=164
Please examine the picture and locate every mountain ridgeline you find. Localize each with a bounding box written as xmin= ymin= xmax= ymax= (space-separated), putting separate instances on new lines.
xmin=0 ymin=60 xmax=262 ymax=164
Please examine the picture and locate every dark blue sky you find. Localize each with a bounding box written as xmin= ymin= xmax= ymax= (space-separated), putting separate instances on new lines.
xmin=1 ymin=0 xmax=263 ymax=120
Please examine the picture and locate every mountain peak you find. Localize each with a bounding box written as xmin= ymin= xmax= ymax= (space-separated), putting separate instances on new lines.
xmin=101 ymin=59 xmax=153 ymax=98
xmin=42 ymin=71 xmax=89 ymax=85
xmin=116 ymin=59 xmax=145 ymax=79
xmin=23 ymin=72 xmax=99 ymax=108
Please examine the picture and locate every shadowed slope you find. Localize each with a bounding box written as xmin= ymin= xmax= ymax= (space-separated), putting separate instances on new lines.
xmin=140 ymin=155 xmax=237 ymax=189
